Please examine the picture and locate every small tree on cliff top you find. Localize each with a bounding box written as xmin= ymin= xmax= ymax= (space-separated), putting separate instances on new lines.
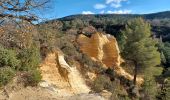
xmin=122 ymin=18 xmax=161 ymax=85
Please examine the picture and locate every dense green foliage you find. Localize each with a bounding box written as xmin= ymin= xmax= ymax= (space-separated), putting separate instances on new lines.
xmin=18 ymin=45 xmax=41 ymax=71
xmin=143 ymin=66 xmax=163 ymax=99
xmin=23 ymin=69 xmax=42 ymax=86
xmin=38 ymin=24 xmax=63 ymax=48
xmin=157 ymin=42 xmax=170 ymax=68
xmin=17 ymin=44 xmax=42 ymax=86
xmin=122 ymin=18 xmax=161 ymax=84
xmin=157 ymin=42 xmax=170 ymax=100
xmin=92 ymin=75 xmax=114 ymax=92
xmin=162 ymin=42 xmax=170 ymax=67
xmin=0 ymin=46 xmax=20 ymax=69
xmin=0 ymin=46 xmax=19 ymax=86
xmin=92 ymin=73 xmax=130 ymax=100
xmin=0 ymin=44 xmax=42 ymax=87
xmin=0 ymin=67 xmax=15 ymax=86
xmin=0 ymin=22 xmax=42 ymax=87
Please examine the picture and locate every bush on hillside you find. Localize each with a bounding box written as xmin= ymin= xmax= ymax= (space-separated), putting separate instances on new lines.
xmin=38 ymin=24 xmax=63 ymax=48
xmin=0 ymin=67 xmax=15 ymax=86
xmin=18 ymin=45 xmax=41 ymax=71
xmin=78 ymin=54 xmax=104 ymax=74
xmin=92 ymin=74 xmax=129 ymax=100
xmin=17 ymin=44 xmax=42 ymax=86
xmin=23 ymin=69 xmax=42 ymax=86
xmin=141 ymin=66 xmax=163 ymax=100
xmin=0 ymin=46 xmax=20 ymax=69
xmin=92 ymin=75 xmax=114 ymax=92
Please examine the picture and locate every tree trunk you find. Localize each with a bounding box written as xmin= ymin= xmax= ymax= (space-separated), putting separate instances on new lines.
xmin=133 ymin=62 xmax=138 ymax=85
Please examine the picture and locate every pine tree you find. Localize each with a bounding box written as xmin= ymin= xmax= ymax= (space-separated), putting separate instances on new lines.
xmin=122 ymin=18 xmax=161 ymax=85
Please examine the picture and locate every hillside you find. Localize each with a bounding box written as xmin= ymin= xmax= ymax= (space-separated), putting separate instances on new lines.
xmin=0 ymin=11 xmax=170 ymax=100
xmin=43 ymin=11 xmax=170 ymax=42
xmin=57 ymin=11 xmax=170 ymax=21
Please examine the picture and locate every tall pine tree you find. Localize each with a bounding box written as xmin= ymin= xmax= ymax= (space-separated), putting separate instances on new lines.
xmin=122 ymin=18 xmax=161 ymax=85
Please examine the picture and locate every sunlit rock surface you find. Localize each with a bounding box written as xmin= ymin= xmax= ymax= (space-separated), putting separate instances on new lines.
xmin=77 ymin=32 xmax=143 ymax=85
xmin=40 ymin=51 xmax=90 ymax=96
xmin=77 ymin=32 xmax=121 ymax=67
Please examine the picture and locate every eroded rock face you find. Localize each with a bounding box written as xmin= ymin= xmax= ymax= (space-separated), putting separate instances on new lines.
xmin=40 ymin=51 xmax=90 ymax=96
xmin=77 ymin=32 xmax=122 ymax=67
xmin=77 ymin=33 xmax=143 ymax=85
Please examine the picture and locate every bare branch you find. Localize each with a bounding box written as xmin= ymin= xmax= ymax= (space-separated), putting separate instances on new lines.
xmin=0 ymin=13 xmax=37 ymax=22
xmin=0 ymin=0 xmax=51 ymax=23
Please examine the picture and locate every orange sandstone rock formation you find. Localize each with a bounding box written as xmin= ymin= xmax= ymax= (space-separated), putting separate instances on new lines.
xmin=77 ymin=32 xmax=122 ymax=67
xmin=77 ymin=32 xmax=143 ymax=85
xmin=40 ymin=51 xmax=90 ymax=95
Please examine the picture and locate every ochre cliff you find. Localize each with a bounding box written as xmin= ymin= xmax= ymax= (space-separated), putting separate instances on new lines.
xmin=77 ymin=32 xmax=143 ymax=85
xmin=77 ymin=33 xmax=122 ymax=67
xmin=40 ymin=50 xmax=90 ymax=96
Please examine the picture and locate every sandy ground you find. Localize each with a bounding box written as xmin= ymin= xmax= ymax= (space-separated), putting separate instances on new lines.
xmin=0 ymin=86 xmax=104 ymax=100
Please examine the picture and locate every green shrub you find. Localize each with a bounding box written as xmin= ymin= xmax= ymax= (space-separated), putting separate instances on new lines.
xmin=92 ymin=74 xmax=129 ymax=99
xmin=92 ymin=75 xmax=114 ymax=92
xmin=141 ymin=66 xmax=163 ymax=99
xmin=0 ymin=67 xmax=15 ymax=86
xmin=17 ymin=44 xmax=42 ymax=86
xmin=80 ymin=54 xmax=94 ymax=67
xmin=38 ymin=24 xmax=63 ymax=48
xmin=0 ymin=46 xmax=20 ymax=69
xmin=79 ymin=54 xmax=104 ymax=74
xmin=23 ymin=69 xmax=42 ymax=86
xmin=18 ymin=45 xmax=40 ymax=71
xmin=110 ymin=79 xmax=129 ymax=100
xmin=56 ymin=35 xmax=79 ymax=57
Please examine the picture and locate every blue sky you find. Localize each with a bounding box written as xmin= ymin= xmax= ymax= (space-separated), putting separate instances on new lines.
xmin=44 ymin=0 xmax=170 ymax=19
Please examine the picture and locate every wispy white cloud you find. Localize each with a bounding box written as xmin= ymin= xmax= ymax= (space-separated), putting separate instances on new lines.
xmin=82 ymin=11 xmax=94 ymax=14
xmin=94 ymin=4 xmax=107 ymax=9
xmin=106 ymin=0 xmax=127 ymax=4
xmin=107 ymin=9 xmax=132 ymax=14
xmin=111 ymin=3 xmax=121 ymax=8
xmin=106 ymin=0 xmax=114 ymax=4
xmin=106 ymin=0 xmax=128 ymax=8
